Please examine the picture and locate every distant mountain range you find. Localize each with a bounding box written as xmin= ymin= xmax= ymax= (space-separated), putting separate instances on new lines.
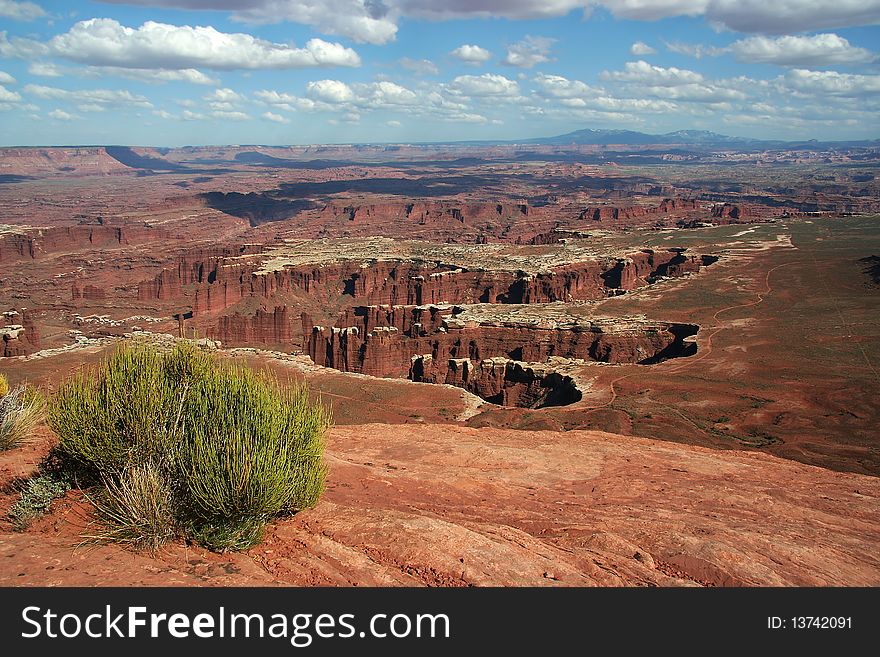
xmin=518 ymin=128 xmax=878 ymax=149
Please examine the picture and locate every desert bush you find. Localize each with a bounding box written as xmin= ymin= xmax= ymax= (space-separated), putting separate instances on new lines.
xmin=0 ymin=385 xmax=46 ymax=451
xmin=48 ymin=340 xmax=330 ymax=552
xmin=9 ymin=471 xmax=70 ymax=530
xmin=84 ymin=463 xmax=176 ymax=552
xmin=0 ymin=373 xmax=8 ymax=397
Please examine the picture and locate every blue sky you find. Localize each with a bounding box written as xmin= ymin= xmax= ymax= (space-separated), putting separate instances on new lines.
xmin=0 ymin=0 xmax=878 ymax=146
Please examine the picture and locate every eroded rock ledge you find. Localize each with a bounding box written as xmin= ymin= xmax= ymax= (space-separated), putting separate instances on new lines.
xmin=305 ymin=303 xmax=698 ymax=408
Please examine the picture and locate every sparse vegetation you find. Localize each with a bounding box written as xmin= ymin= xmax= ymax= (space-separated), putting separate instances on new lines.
xmin=47 ymin=340 xmax=330 ymax=552
xmin=9 ymin=471 xmax=71 ymax=530
xmin=0 ymin=373 xmax=8 ymax=397
xmin=0 ymin=384 xmax=46 ymax=451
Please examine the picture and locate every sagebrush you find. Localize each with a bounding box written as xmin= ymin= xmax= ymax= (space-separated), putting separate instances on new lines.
xmin=0 ymin=384 xmax=46 ymax=451
xmin=48 ymin=340 xmax=330 ymax=552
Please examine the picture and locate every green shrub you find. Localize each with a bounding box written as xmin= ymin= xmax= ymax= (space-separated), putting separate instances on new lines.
xmin=0 ymin=385 xmax=46 ymax=451
xmin=9 ymin=471 xmax=70 ymax=530
xmin=48 ymin=340 xmax=330 ymax=552
xmin=84 ymin=463 xmax=176 ymax=552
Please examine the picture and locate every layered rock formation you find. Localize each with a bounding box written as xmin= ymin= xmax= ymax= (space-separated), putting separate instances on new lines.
xmin=207 ymin=306 xmax=293 ymax=347
xmin=0 ymin=222 xmax=171 ymax=263
xmin=580 ymin=198 xmax=699 ymax=223
xmin=136 ymin=240 xmax=718 ymax=337
xmin=305 ymin=303 xmax=698 ymax=407
xmin=1 ymin=309 xmax=40 ymax=357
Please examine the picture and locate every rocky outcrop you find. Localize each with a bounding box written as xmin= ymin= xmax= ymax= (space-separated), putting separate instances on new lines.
xmin=207 ymin=306 xmax=293 ymax=347
xmin=411 ymin=356 xmax=582 ymax=408
xmin=0 ymin=147 xmax=132 ymax=177
xmin=579 ymin=198 xmax=699 ymax=223
xmin=0 ymin=223 xmax=171 ymax=263
xmin=711 ymin=203 xmax=751 ymax=220
xmin=137 ymin=246 xmax=718 ymax=322
xmin=305 ymin=304 xmax=698 ymax=406
xmin=71 ymin=283 xmax=106 ymax=301
xmin=1 ymin=309 xmax=40 ymax=357
xmin=136 ymin=245 xmax=264 ymax=305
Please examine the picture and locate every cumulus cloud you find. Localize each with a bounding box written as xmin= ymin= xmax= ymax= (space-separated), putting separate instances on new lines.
xmin=601 ymin=60 xmax=705 ymax=85
xmin=95 ymin=0 xmax=880 ymax=42
xmin=664 ymin=41 xmax=726 ymax=59
xmin=0 ymin=84 xmax=21 ymax=102
xmin=533 ymin=73 xmax=596 ymax=97
xmin=254 ymin=89 xmax=321 ymax=112
xmin=600 ymin=60 xmax=746 ymax=102
xmin=399 ymin=57 xmax=438 ymax=76
xmin=730 ymin=34 xmax=876 ymax=67
xmin=212 ymin=109 xmax=250 ymax=120
xmin=306 ymin=79 xmax=355 ymax=103
xmin=703 ymin=0 xmax=880 ymax=35
xmin=630 ymin=41 xmax=656 ymax=56
xmin=0 ymin=70 xmax=16 ymax=85
xmin=27 ymin=62 xmax=62 ymax=77
xmin=48 ymin=109 xmax=79 ymax=121
xmin=0 ymin=0 xmax=45 ymax=21
xmin=502 ymin=36 xmax=555 ymax=68
xmin=24 ymin=83 xmax=154 ymax=108
xmin=782 ymin=69 xmax=880 ymax=96
xmin=386 ymin=119 xmax=401 ymax=127
xmin=450 ymin=73 xmax=519 ymax=96
xmin=450 ymin=44 xmax=492 ymax=64
xmin=263 ymin=110 xmax=290 ymax=123
xmin=99 ymin=0 xmax=398 ymax=44
xmin=40 ymin=19 xmax=360 ymax=71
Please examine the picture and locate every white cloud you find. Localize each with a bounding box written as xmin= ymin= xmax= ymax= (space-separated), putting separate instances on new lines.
xmin=0 ymin=70 xmax=15 ymax=84
xmin=306 ymin=79 xmax=355 ymax=103
xmin=704 ymin=0 xmax=880 ymax=35
xmin=450 ymin=73 xmax=519 ymax=96
xmin=182 ymin=109 xmax=205 ymax=120
xmin=204 ymin=87 xmax=244 ymax=103
xmin=263 ymin=110 xmax=290 ymax=123
xmin=212 ymin=109 xmax=250 ymax=120
xmin=0 ymin=84 xmax=21 ymax=102
xmin=630 ymin=41 xmax=656 ymax=56
xmin=0 ymin=0 xmax=45 ymax=21
xmin=28 ymin=62 xmax=61 ymax=77
xmin=99 ymin=67 xmax=220 ymax=85
xmin=47 ymin=19 xmax=361 ymax=71
xmin=450 ymin=44 xmax=491 ymax=65
xmin=153 ymin=109 xmax=174 ymax=119
xmin=48 ymin=109 xmax=79 ymax=121
xmin=502 ymin=36 xmax=554 ymax=68
xmin=255 ymin=89 xmax=320 ymax=112
xmin=664 ymin=41 xmax=726 ymax=59
xmin=399 ymin=57 xmax=438 ymax=76
xmin=24 ymin=83 xmax=153 ymax=108
xmin=533 ymin=73 xmax=596 ymax=97
xmin=386 ymin=119 xmax=402 ymax=127
xmin=600 ymin=61 xmax=746 ymax=103
xmin=101 ymin=0 xmax=399 ymax=45
xmin=601 ymin=60 xmax=704 ymax=85
xmin=441 ymin=111 xmax=488 ymax=124
xmin=731 ymin=34 xmax=876 ymax=67
xmin=88 ymin=1 xmax=880 ymax=43
xmin=782 ymin=69 xmax=880 ymax=96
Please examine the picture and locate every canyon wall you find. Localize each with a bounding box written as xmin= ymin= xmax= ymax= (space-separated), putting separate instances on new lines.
xmin=0 ymin=223 xmax=172 ymax=263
